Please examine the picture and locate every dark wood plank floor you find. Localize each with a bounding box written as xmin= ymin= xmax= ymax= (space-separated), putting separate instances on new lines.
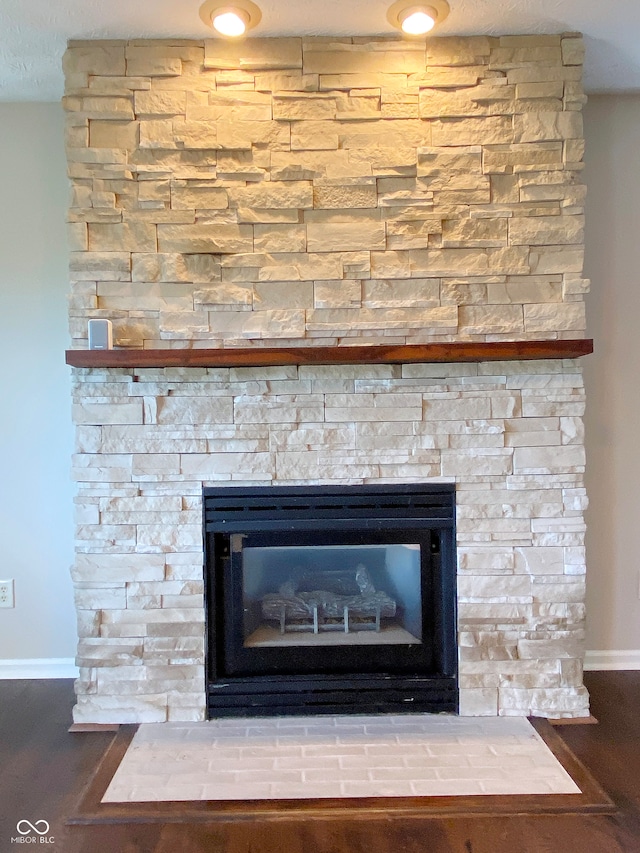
xmin=1 ymin=671 xmax=639 ymax=852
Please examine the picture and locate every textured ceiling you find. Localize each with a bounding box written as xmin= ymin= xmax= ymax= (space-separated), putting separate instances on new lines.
xmin=1 ymin=0 xmax=639 ymax=101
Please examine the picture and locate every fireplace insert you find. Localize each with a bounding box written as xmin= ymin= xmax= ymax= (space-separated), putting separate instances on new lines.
xmin=203 ymin=484 xmax=457 ymax=716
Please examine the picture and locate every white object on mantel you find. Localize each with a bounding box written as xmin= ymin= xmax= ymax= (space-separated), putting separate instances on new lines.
xmin=88 ymin=319 xmax=113 ymax=350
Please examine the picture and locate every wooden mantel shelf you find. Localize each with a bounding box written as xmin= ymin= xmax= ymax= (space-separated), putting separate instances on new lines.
xmin=65 ymin=339 xmax=593 ymax=369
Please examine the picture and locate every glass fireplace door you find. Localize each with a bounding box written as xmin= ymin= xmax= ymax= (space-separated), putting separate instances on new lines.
xmin=216 ymin=528 xmax=437 ymax=678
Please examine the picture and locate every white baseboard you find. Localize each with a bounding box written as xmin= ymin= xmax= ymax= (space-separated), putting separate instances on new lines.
xmin=0 ymin=658 xmax=79 ymax=679
xmin=584 ymin=650 xmax=640 ymax=671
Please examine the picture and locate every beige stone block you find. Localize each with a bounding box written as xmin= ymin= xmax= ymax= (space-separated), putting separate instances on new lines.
xmin=516 ymin=82 xmax=565 ymax=100
xmin=417 ymin=145 xmax=482 ymax=176
xmin=302 ymin=41 xmax=425 ymax=75
xmin=254 ymin=225 xmax=307 ymax=253
xmin=96 ymin=281 xmax=193 ymax=312
xmin=157 ymin=223 xmax=252 ymax=253
xmin=517 ymin=637 xmax=583 ymax=660
xmin=75 ymin=585 xmax=127 ymax=611
xmin=254 ymin=280 xmax=313 ymax=309
xmin=562 ymin=37 xmax=585 ymax=66
xmin=419 ymin=86 xmax=514 ymax=120
xmin=306 ymin=220 xmax=386 ymax=252
xmin=63 ymin=45 xmax=126 ymax=77
xmin=368 ymin=251 xmax=409 ymax=279
xmin=482 ymin=142 xmax=563 ymax=172
xmin=489 ymin=175 xmax=519 ymax=204
xmin=350 ymin=147 xmax=419 ymax=176
xmin=123 ymin=44 xmax=198 ymax=77
xmin=131 ymin=253 xmax=220 ymax=284
xmin=88 ymin=220 xmax=157 ymax=252
xmin=254 ymin=71 xmax=319 ymax=92
xmin=507 ymin=66 xmax=582 ymax=86
xmin=338 ymin=119 xmax=428 ymax=151
xmin=291 ymin=121 xmax=339 ymax=150
xmin=313 ymin=184 xmax=377 ymax=209
xmin=306 ymin=306 xmax=457 ymax=332
xmin=514 ymin=111 xmax=583 ymax=143
xmin=72 ymin=553 xmax=165 ymax=583
xmin=458 ymin=688 xmax=499 ymax=716
xmin=458 ymin=304 xmax=523 ymax=335
xmin=385 ymin=219 xmax=443 ymax=250
xmin=87 ymin=76 xmax=152 ymax=95
xmin=64 ymin=95 xmax=135 ymax=121
xmin=442 ymin=449 xmax=513 ymax=477
xmin=528 ymin=244 xmax=584 ymax=275
xmin=134 ymin=90 xmax=186 ymax=118
xmin=458 ymin=575 xmax=532 ymax=600
xmin=216 ymin=120 xmax=290 ymax=150
xmin=487 ymin=278 xmax=562 ymax=304
xmin=153 ymin=396 xmax=233 ymax=426
xmin=89 ymin=120 xmax=139 ymax=150
xmin=320 ymin=72 xmax=407 ymax=90
xmin=229 ymin=182 xmax=313 ymax=210
xmin=157 ymin=310 xmax=210 ymax=336
xmin=440 ymin=279 xmax=488 ymax=306
xmin=431 ymin=116 xmax=512 ymax=146
xmin=509 ymin=215 xmax=584 ymax=247
xmin=519 ymin=181 xmax=586 ymax=206
xmin=73 ymin=400 xmax=144 ymax=425
xmin=223 ymin=251 xmax=340 ymax=282
xmin=269 ymin=150 xmax=345 ymax=181
xmin=564 ymin=138 xmax=585 ymax=166
xmin=411 ymin=66 xmax=486 ymax=89
xmin=273 ymin=92 xmax=337 ymax=121
xmin=324 ymin=392 xmax=422 ymax=422
xmin=335 ymin=90 xmax=382 ymax=120
xmin=442 ymin=218 xmax=508 ymax=248
xmin=458 ymin=546 xmax=515 ymax=571
xmin=515 ymin=547 xmax=565 ymax=575
xmin=204 ymin=38 xmax=302 ymax=70
xmin=408 ymin=248 xmax=489 ymax=276
xmin=233 ymin=395 xmax=324 ymax=426
xmin=208 ymin=309 xmax=306 ymax=339
xmin=170 ymin=184 xmax=228 ymax=210
xmin=362 ymin=278 xmax=439 ymax=308
xmin=137 ymin=119 xmax=179 ymax=149
xmin=70 ymin=251 xmax=131 ymax=281
xmin=236 ymin=208 xmax=301 ymax=225
xmin=491 ymin=45 xmax=562 ymax=67
xmin=137 ymin=179 xmax=170 ymax=207
xmin=187 ymin=91 xmax=272 ymax=123
xmin=426 ymin=37 xmax=493 ymax=67
xmin=524 ymin=302 xmax=586 ymax=333
xmin=172 ymin=121 xmax=218 ymax=149
xmin=68 ymin=223 xmax=89 ymax=252
xmin=513 ymin=444 xmax=585 ymax=474
xmin=314 ymin=280 xmax=362 ymax=309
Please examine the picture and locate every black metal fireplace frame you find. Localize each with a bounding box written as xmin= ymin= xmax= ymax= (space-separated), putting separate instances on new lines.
xmin=203 ymin=483 xmax=458 ymax=717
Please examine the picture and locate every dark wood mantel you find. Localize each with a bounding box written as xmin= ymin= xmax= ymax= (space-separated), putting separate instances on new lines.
xmin=65 ymin=339 xmax=593 ymax=370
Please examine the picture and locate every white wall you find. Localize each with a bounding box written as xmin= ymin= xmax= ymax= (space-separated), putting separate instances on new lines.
xmin=0 ymin=96 xmax=637 ymax=670
xmin=0 ymin=103 xmax=77 ymax=669
xmin=583 ymin=94 xmax=640 ymax=657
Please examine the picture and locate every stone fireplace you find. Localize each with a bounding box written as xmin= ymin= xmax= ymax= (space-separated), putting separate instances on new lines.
xmin=65 ymin=33 xmax=590 ymax=723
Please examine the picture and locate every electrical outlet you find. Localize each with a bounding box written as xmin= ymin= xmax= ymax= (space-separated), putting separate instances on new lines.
xmin=0 ymin=579 xmax=15 ymax=608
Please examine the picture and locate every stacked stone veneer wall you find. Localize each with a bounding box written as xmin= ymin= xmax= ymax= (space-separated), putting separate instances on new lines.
xmin=64 ymin=35 xmax=590 ymax=722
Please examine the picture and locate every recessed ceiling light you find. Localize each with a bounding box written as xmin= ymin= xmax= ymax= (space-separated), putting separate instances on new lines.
xmin=387 ymin=0 xmax=450 ymax=36
xmin=199 ymin=0 xmax=262 ymax=38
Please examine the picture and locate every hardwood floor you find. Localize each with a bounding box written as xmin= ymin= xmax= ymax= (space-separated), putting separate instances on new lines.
xmin=1 ymin=671 xmax=639 ymax=852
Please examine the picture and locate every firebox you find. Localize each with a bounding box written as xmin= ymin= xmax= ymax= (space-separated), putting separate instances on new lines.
xmin=203 ymin=484 xmax=457 ymax=717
